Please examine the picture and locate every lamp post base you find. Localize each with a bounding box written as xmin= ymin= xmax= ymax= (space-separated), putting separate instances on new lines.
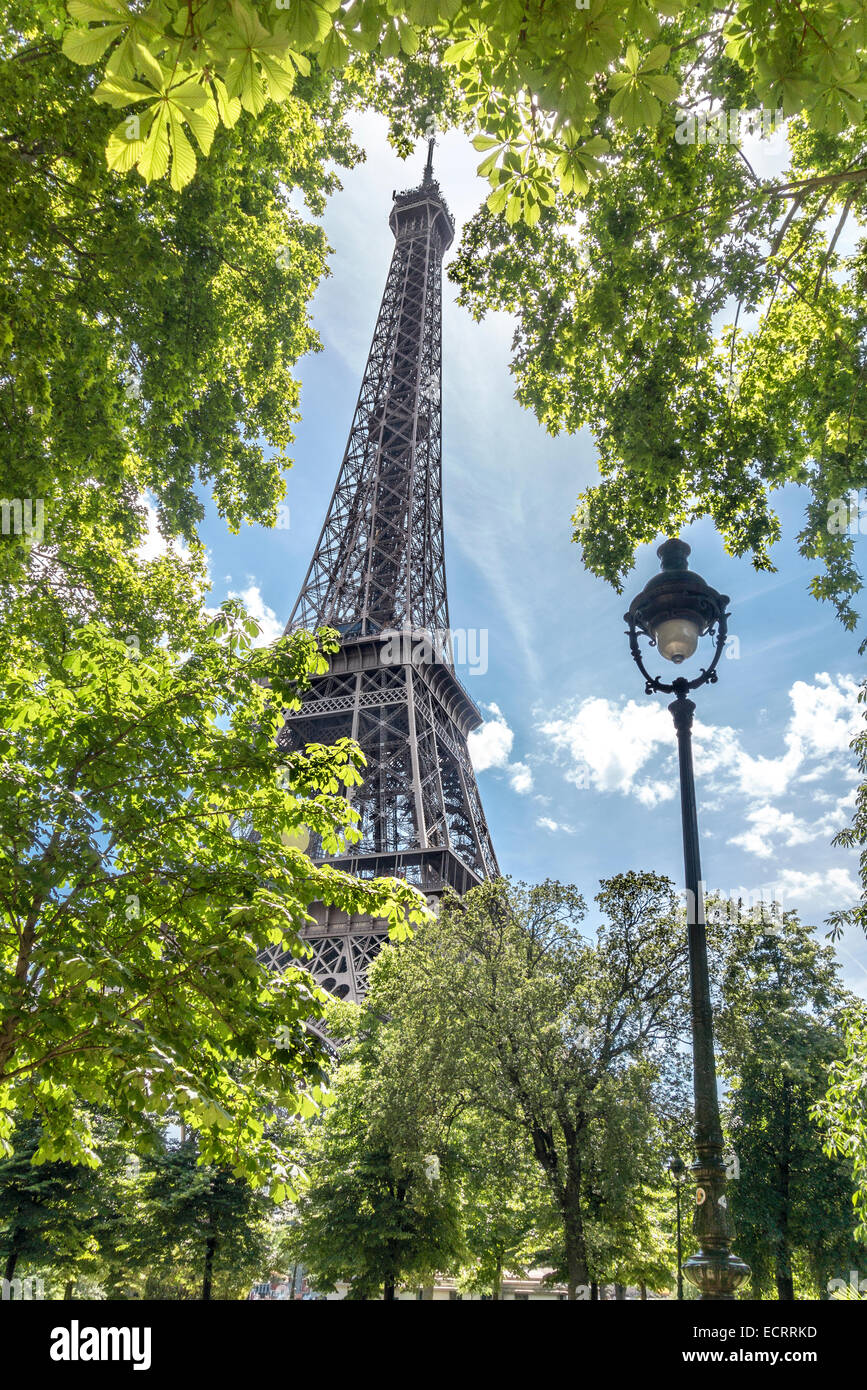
xmin=684 ymin=1249 xmax=751 ymax=1300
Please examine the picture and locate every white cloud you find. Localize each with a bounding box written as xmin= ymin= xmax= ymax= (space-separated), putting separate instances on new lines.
xmin=137 ymin=494 xmax=190 ymax=564
xmin=788 ymin=673 xmax=861 ymax=760
xmin=536 ymin=816 xmax=574 ymax=834
xmin=226 ymin=583 xmax=284 ymax=645
xmin=538 ymin=674 xmax=861 ymax=811
xmin=728 ymin=805 xmax=818 ymax=859
xmin=634 ymin=779 xmax=677 ymax=808
xmin=693 ymin=722 xmax=802 ymax=799
xmin=728 ymin=797 xmax=854 ymax=860
xmin=468 ymin=705 xmax=514 ymax=771
xmin=509 ymin=762 xmax=534 ymax=794
xmin=538 ymin=696 xmax=673 ymax=797
xmin=773 ymin=866 xmax=860 ymax=906
xmin=695 ymin=674 xmax=861 ymax=801
xmin=469 ymin=705 xmax=534 ymax=794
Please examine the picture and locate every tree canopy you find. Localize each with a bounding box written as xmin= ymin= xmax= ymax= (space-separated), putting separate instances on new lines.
xmin=712 ymin=903 xmax=863 ymax=1298
xmin=0 ymin=608 xmax=427 ymax=1186
xmin=365 ymin=873 xmax=689 ymax=1298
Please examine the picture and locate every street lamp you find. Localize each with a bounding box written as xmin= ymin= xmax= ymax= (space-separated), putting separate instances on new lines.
xmin=668 ymin=1155 xmax=687 ymax=1300
xmin=625 ymin=537 xmax=749 ymax=1301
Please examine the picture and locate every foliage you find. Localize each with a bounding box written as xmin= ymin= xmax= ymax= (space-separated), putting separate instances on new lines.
xmin=0 ymin=606 xmax=428 ymax=1187
xmin=53 ymin=1 xmax=867 ymax=226
xmin=8 ymin=5 xmax=867 ymax=622
xmin=368 ymin=872 xmax=690 ymax=1298
xmin=1 ymin=0 xmax=361 ymax=602
xmin=828 ymin=679 xmax=867 ymax=940
xmin=816 ymin=999 xmax=867 ymax=1244
xmin=0 ymin=1113 xmax=127 ymax=1287
xmin=451 ymin=112 xmax=867 ymax=629
xmin=291 ymin=1001 xmax=466 ymax=1298
xmin=130 ymin=1137 xmax=276 ymax=1299
xmin=713 ymin=904 xmax=863 ymax=1299
xmin=453 ymin=1109 xmax=553 ymax=1298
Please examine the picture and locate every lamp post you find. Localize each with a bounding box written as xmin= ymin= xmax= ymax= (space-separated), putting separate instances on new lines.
xmin=668 ymin=1155 xmax=686 ymax=1300
xmin=625 ymin=538 xmax=749 ymax=1301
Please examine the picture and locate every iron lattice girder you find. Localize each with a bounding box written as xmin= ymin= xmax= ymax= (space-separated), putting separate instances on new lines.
xmin=279 ymin=637 xmax=498 ymax=884
xmin=281 ymin=154 xmax=497 ymax=1000
xmin=288 ymin=177 xmax=453 ymax=637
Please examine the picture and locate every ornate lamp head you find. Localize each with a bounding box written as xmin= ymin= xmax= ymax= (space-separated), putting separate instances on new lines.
xmin=624 ymin=538 xmax=730 ymax=695
xmin=668 ymin=1154 xmax=687 ymax=1182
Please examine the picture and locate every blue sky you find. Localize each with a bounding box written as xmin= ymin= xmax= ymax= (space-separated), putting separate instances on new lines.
xmin=193 ymin=111 xmax=866 ymax=997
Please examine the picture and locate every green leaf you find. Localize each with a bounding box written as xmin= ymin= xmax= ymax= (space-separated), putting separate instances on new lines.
xmin=168 ymin=116 xmax=197 ymax=191
xmin=93 ymin=75 xmax=156 ymax=107
xmin=443 ymin=38 xmax=479 ymax=66
xmin=643 ymin=43 xmax=671 ymax=71
xmin=62 ymin=23 xmax=124 ymax=65
xmin=505 ymin=194 xmax=522 ymax=225
xmin=132 ymin=41 xmax=166 ymax=91
xmin=259 ymin=53 xmax=297 ymax=102
xmin=105 ymin=114 xmax=151 ymax=171
xmin=137 ymin=110 xmax=170 ymax=181
xmin=281 ymin=0 xmax=332 ymax=47
xmin=318 ymin=27 xmax=349 ymax=69
xmin=67 ymin=0 xmax=128 ymax=19
xmin=399 ymin=23 xmax=419 ymax=56
xmin=211 ymin=75 xmax=242 ymax=127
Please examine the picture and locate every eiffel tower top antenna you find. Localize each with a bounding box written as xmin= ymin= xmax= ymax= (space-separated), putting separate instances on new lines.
xmin=423 ymin=133 xmax=435 ymax=184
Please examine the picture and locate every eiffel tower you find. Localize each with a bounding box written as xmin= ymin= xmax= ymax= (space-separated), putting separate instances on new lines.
xmin=272 ymin=141 xmax=498 ymax=1002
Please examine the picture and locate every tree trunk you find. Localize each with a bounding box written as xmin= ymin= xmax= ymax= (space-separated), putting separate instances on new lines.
xmin=590 ymin=1280 xmax=599 ymax=1301
xmin=202 ymin=1233 xmax=217 ymax=1301
xmin=561 ymin=1121 xmax=589 ymax=1299
xmin=776 ymin=1074 xmax=795 ymax=1301
xmin=563 ymin=1202 xmax=589 ymax=1298
xmin=4 ymin=1240 xmax=20 ymax=1284
xmin=614 ymin=1282 xmax=626 ymax=1300
xmin=64 ymin=1280 xmax=75 ymax=1300
xmin=640 ymin=1282 xmax=647 ymax=1301
xmin=383 ymin=1276 xmax=396 ymax=1301
xmin=492 ymin=1255 xmax=502 ymax=1301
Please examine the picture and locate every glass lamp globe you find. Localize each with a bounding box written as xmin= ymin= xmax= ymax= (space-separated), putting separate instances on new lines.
xmin=281 ymin=826 xmax=310 ymax=852
xmin=653 ymin=616 xmax=701 ymax=664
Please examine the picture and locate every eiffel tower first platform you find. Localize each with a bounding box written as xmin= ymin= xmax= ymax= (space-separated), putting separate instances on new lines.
xmin=271 ymin=141 xmax=498 ymax=1002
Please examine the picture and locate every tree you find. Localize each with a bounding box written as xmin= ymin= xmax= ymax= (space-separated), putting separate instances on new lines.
xmin=56 ymin=2 xmax=867 ymax=222
xmin=451 ymin=103 xmax=867 ymax=630
xmin=815 ymin=999 xmax=867 ymax=1247
xmin=0 ymin=1116 xmax=91 ymax=1287
xmin=369 ymin=872 xmax=690 ymax=1298
xmin=0 ymin=607 xmax=427 ymax=1183
xmin=0 ymin=1110 xmax=134 ymax=1295
xmin=2 ymin=0 xmax=362 ymax=592
xmin=713 ymin=903 xmax=863 ymax=1299
xmin=291 ymin=999 xmax=466 ymax=1300
xmin=131 ymin=1138 xmax=275 ymax=1300
xmin=577 ymin=1063 xmax=679 ymax=1298
xmin=10 ymin=5 xmax=867 ymax=624
xmin=829 ymin=680 xmax=867 ymax=941
xmin=454 ymin=1110 xmax=553 ymax=1299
